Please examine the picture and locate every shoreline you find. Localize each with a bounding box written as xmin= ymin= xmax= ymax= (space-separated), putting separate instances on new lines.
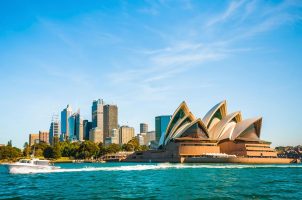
xmin=1 ymin=155 xmax=301 ymax=165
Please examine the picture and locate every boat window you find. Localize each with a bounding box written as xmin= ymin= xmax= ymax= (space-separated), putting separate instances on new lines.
xmin=37 ymin=161 xmax=49 ymax=166
xmin=20 ymin=160 xmax=29 ymax=163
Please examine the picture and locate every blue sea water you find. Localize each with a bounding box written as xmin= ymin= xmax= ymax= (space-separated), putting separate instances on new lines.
xmin=0 ymin=163 xmax=301 ymax=200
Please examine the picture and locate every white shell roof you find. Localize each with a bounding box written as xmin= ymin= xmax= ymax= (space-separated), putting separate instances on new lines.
xmin=202 ymin=100 xmax=227 ymax=128
xmin=209 ymin=111 xmax=242 ymax=140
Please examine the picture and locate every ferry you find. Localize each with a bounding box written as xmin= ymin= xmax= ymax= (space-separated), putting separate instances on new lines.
xmin=6 ymin=158 xmax=60 ymax=174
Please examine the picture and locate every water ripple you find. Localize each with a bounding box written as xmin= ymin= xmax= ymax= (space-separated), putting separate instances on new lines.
xmin=0 ymin=163 xmax=301 ymax=199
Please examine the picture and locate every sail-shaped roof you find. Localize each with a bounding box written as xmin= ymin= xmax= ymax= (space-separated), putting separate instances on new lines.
xmin=209 ymin=111 xmax=242 ymax=140
xmin=164 ymin=101 xmax=195 ymax=144
xmin=230 ymin=117 xmax=262 ymax=141
xmin=202 ymin=100 xmax=227 ymax=130
xmin=163 ymin=100 xmax=263 ymax=146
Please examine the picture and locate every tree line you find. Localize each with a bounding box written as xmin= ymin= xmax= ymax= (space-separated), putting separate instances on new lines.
xmin=0 ymin=138 xmax=149 ymax=161
xmin=0 ymin=141 xmax=22 ymax=161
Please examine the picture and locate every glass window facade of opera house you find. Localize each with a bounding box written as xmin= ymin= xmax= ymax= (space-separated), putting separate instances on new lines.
xmin=126 ymin=100 xmax=298 ymax=164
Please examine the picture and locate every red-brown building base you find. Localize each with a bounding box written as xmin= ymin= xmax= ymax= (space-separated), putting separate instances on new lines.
xmin=124 ymin=139 xmax=298 ymax=164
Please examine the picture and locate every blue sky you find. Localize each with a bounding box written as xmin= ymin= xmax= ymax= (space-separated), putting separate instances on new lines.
xmin=0 ymin=0 xmax=301 ymax=148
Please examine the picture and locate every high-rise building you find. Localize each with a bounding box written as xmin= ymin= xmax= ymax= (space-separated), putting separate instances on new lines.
xmin=146 ymin=131 xmax=156 ymax=145
xmin=75 ymin=111 xmax=84 ymax=141
xmin=29 ymin=133 xmax=39 ymax=146
xmin=136 ymin=131 xmax=154 ymax=146
xmin=137 ymin=134 xmax=145 ymax=146
xmin=92 ymin=99 xmax=104 ymax=128
xmin=49 ymin=116 xmax=60 ymax=145
xmin=83 ymin=120 xmax=92 ymax=140
xmin=89 ymin=128 xmax=103 ymax=143
xmin=140 ymin=123 xmax=148 ymax=133
xmin=105 ymin=128 xmax=119 ymax=145
xmin=91 ymin=99 xmax=104 ymax=142
xmin=61 ymin=104 xmax=72 ymax=140
xmin=39 ymin=131 xmax=49 ymax=144
xmin=68 ymin=114 xmax=76 ymax=141
xmin=155 ymin=115 xmax=171 ymax=145
xmin=119 ymin=126 xmax=134 ymax=144
xmin=103 ymin=104 xmax=118 ymax=139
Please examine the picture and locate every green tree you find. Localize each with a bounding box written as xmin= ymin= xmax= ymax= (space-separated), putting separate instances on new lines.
xmin=76 ymin=141 xmax=99 ymax=159
xmin=35 ymin=149 xmax=43 ymax=157
xmin=43 ymin=143 xmax=61 ymax=159
xmin=52 ymin=135 xmax=60 ymax=146
xmin=53 ymin=143 xmax=61 ymax=159
xmin=139 ymin=145 xmax=149 ymax=151
xmin=0 ymin=145 xmax=22 ymax=160
xmin=60 ymin=141 xmax=80 ymax=157
xmin=121 ymin=138 xmax=149 ymax=152
xmin=98 ymin=142 xmax=107 ymax=156
xmin=43 ymin=146 xmax=54 ymax=159
xmin=23 ymin=142 xmax=31 ymax=157
xmin=32 ymin=141 xmax=50 ymax=157
xmin=121 ymin=143 xmax=133 ymax=151
xmin=106 ymin=144 xmax=121 ymax=154
xmin=127 ymin=138 xmax=140 ymax=151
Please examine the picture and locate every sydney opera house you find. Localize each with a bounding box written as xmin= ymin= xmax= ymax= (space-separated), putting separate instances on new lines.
xmin=126 ymin=101 xmax=296 ymax=164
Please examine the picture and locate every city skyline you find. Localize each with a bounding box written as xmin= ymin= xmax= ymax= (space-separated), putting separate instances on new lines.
xmin=1 ymin=0 xmax=302 ymax=148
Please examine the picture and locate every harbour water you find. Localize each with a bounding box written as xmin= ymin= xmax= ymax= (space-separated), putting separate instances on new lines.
xmin=0 ymin=163 xmax=301 ymax=199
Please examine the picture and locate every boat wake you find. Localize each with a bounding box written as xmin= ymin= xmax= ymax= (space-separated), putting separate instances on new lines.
xmin=6 ymin=163 xmax=302 ymax=174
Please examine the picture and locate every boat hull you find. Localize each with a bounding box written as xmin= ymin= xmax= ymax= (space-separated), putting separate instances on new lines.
xmin=6 ymin=164 xmax=59 ymax=174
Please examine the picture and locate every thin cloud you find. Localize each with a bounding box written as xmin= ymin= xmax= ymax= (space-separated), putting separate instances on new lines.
xmin=206 ymin=0 xmax=247 ymax=27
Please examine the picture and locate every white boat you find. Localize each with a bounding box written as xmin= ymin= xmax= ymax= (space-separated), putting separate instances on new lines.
xmin=6 ymin=158 xmax=60 ymax=174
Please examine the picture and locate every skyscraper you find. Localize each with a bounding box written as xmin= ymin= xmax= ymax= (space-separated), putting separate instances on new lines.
xmin=91 ymin=99 xmax=104 ymax=143
xmin=61 ymin=104 xmax=72 ymax=140
xmin=89 ymin=128 xmax=103 ymax=143
xmin=75 ymin=111 xmax=84 ymax=141
xmin=83 ymin=120 xmax=92 ymax=140
xmin=119 ymin=126 xmax=134 ymax=144
xmin=146 ymin=131 xmax=156 ymax=145
xmin=155 ymin=115 xmax=171 ymax=146
xmin=92 ymin=99 xmax=104 ymax=128
xmin=105 ymin=128 xmax=119 ymax=145
xmin=49 ymin=116 xmax=60 ymax=145
xmin=103 ymin=104 xmax=118 ymax=139
xmin=137 ymin=134 xmax=145 ymax=146
xmin=68 ymin=113 xmax=76 ymax=141
xmin=140 ymin=123 xmax=148 ymax=133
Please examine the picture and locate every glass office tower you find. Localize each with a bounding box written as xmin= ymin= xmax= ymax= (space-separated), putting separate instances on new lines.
xmin=155 ymin=115 xmax=171 ymax=146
